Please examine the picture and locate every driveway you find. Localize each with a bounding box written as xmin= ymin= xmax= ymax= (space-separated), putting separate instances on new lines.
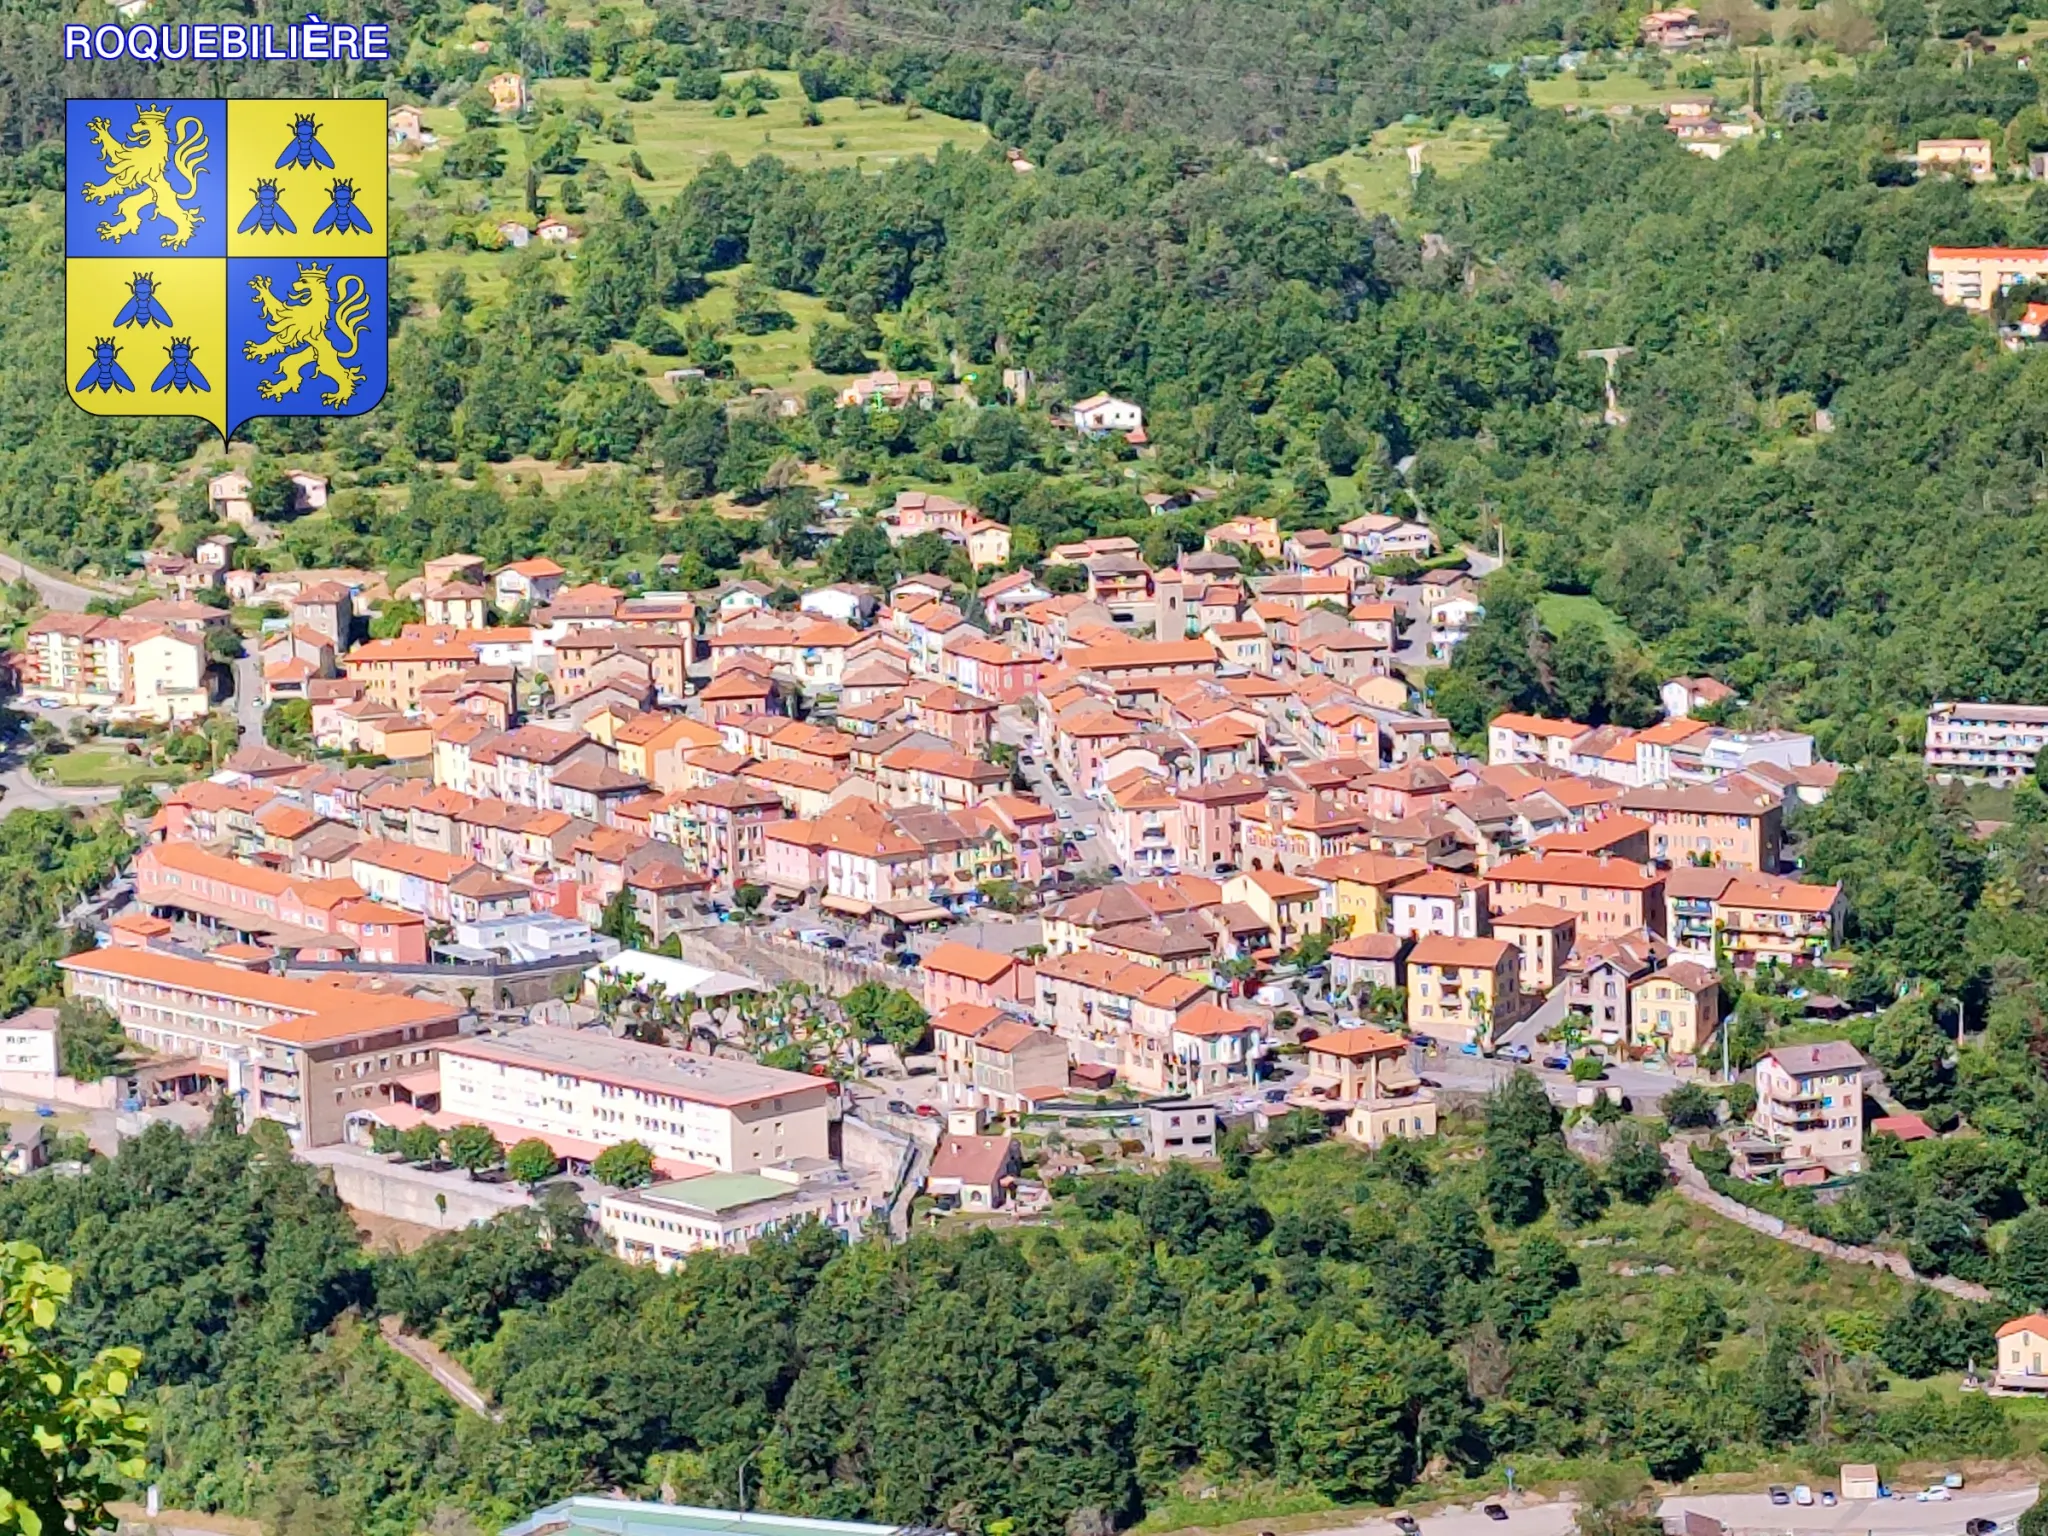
xmin=231 ymin=655 xmax=264 ymax=743
xmin=1658 ymin=1487 xmax=2034 ymax=1533
xmin=1313 ymin=1499 xmax=1574 ymax=1536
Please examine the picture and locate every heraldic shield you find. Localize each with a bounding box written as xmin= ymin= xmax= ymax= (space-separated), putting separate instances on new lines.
xmin=65 ymin=98 xmax=388 ymax=438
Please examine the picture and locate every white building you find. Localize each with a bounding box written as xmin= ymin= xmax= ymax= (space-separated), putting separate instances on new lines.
xmin=0 ymin=1007 xmax=57 ymax=1077
xmin=1072 ymin=393 xmax=1144 ymax=435
xmin=1925 ymin=701 xmax=2048 ymax=783
xmin=437 ymin=1025 xmax=830 ymax=1174
xmin=598 ymin=1160 xmax=882 ymax=1271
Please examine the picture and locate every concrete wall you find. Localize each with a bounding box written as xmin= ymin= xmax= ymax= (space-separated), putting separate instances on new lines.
xmin=298 ymin=1145 xmax=532 ymax=1231
xmin=0 ymin=1070 xmax=123 ymax=1110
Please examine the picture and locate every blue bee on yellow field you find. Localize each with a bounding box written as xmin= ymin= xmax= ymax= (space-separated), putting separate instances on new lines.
xmin=150 ymin=337 xmax=210 ymax=394
xmin=75 ymin=337 xmax=135 ymax=393
xmin=112 ymin=271 xmax=174 ymax=328
xmin=275 ymin=114 xmax=335 ymax=171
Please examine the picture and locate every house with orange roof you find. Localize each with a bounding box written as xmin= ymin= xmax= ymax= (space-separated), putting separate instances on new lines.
xmin=1620 ymin=778 xmax=1784 ymax=872
xmin=1304 ymin=850 xmax=1430 ymax=932
xmin=60 ymin=946 xmax=460 ymax=1146
xmin=1031 ymin=950 xmax=1253 ymax=1093
xmin=1486 ymin=850 xmax=1666 ymax=941
xmin=1292 ymin=1025 xmax=1438 ymax=1146
xmin=341 ymin=631 xmax=479 ymax=711
xmin=1488 ymin=712 xmax=1594 ymax=769
xmin=1389 ymin=868 xmax=1490 ymax=940
xmin=1203 ymin=514 xmax=1281 ymax=560
xmin=815 ymin=800 xmax=931 ymax=911
xmin=1491 ymin=905 xmax=1578 ymax=992
xmin=1995 ymin=1314 xmax=2048 ymax=1392
xmin=942 ymin=635 xmax=1042 ymax=703
xmin=931 ymin=1002 xmax=1071 ymax=1113
xmin=651 ymin=780 xmax=785 ymax=875
xmin=1407 ymin=934 xmax=1523 ymax=1043
xmin=873 ymin=743 xmax=1011 ymax=813
xmin=958 ymin=793 xmax=1064 ymax=889
xmin=346 ymin=839 xmax=491 ymax=923
xmin=1222 ymin=868 xmax=1324 ymax=951
xmin=921 ymin=940 xmax=1036 ymax=1014
xmin=1102 ymin=770 xmax=1187 ymax=879
xmin=1714 ymin=874 xmax=1845 ymax=968
xmin=1532 ymin=813 xmax=1652 ymax=862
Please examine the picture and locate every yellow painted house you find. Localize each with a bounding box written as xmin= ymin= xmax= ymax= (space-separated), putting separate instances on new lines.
xmin=1406 ymin=934 xmax=1521 ymax=1044
xmin=1304 ymin=851 xmax=1430 ymax=933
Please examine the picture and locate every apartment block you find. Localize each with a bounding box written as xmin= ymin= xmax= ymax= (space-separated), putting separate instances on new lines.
xmin=437 ymin=1025 xmax=831 ymax=1174
xmin=58 ymin=947 xmax=460 ymax=1146
xmin=1925 ymin=701 xmax=2048 ymax=782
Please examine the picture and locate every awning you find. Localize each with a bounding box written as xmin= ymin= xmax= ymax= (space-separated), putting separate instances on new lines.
xmin=821 ymin=894 xmax=873 ymax=917
xmin=763 ymin=884 xmax=808 ymax=901
xmin=877 ymin=897 xmax=950 ymax=924
xmin=392 ymin=1069 xmax=441 ymax=1100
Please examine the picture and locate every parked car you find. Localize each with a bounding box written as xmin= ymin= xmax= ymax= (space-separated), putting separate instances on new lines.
xmin=1459 ymin=1041 xmax=1481 ymax=1057
xmin=1793 ymin=1486 xmax=1813 ymax=1506
xmin=1502 ymin=1043 xmax=1532 ymax=1063
xmin=1966 ymin=1519 xmax=1998 ymax=1535
xmin=1213 ymin=861 xmax=1240 ymax=875
xmin=914 ymin=1103 xmax=939 ymax=1118
xmin=886 ymin=1100 xmax=913 ymax=1116
xmin=1820 ymin=1491 xmax=1836 ymax=1507
xmin=1393 ymin=1517 xmax=1420 ymax=1536
xmin=1262 ymin=1087 xmax=1289 ymax=1103
xmin=1056 ymin=807 xmax=1073 ymax=820
xmin=1304 ymin=964 xmax=1328 ymax=980
xmin=821 ymin=935 xmax=848 ymax=950
xmin=1767 ymin=1488 xmax=1791 ymax=1507
xmin=1410 ymin=1035 xmax=1437 ymax=1052
xmin=893 ymin=952 xmax=922 ymax=969
xmin=1945 ymin=1475 xmax=1966 ymax=1490
xmin=1918 ymin=1489 xmax=1953 ymax=1503
xmin=1542 ymin=1054 xmax=1573 ymax=1071
xmin=1483 ymin=1506 xmax=1507 ymax=1523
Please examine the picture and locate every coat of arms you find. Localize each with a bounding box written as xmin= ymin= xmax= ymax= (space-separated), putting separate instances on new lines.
xmin=65 ymin=98 xmax=388 ymax=438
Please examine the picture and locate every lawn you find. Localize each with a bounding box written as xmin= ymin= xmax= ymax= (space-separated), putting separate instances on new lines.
xmin=38 ymin=743 xmax=161 ymax=788
xmin=394 ymin=69 xmax=989 ymax=214
xmin=1298 ymin=119 xmax=1503 ymax=216
xmin=1536 ymin=592 xmax=1640 ymax=647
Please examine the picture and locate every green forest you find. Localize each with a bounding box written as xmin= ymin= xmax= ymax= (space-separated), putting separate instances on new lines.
xmin=0 ymin=1092 xmax=2024 ymax=1536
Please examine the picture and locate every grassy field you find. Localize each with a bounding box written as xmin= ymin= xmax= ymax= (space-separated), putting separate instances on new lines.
xmin=1299 ymin=119 xmax=1503 ymax=216
xmin=1536 ymin=592 xmax=1640 ymax=646
xmin=38 ymin=743 xmax=159 ymax=788
xmin=394 ymin=69 xmax=988 ymax=212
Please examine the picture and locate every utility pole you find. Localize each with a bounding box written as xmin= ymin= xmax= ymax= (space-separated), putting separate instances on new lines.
xmin=1579 ymin=345 xmax=1636 ymax=426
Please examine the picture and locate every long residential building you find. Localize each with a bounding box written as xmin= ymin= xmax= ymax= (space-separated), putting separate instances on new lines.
xmin=58 ymin=946 xmax=461 ymax=1146
xmin=1925 ymin=701 xmax=2048 ymax=783
xmin=437 ymin=1025 xmax=831 ymax=1174
xmin=21 ymin=613 xmax=210 ymax=722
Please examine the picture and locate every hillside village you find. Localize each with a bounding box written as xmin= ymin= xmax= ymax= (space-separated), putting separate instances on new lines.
xmin=1 ymin=473 xmax=1956 ymax=1276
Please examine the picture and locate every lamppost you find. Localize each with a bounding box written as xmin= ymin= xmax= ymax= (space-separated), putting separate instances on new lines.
xmin=737 ymin=1448 xmax=759 ymax=1512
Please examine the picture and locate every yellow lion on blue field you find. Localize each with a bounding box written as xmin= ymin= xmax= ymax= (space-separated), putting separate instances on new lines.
xmin=80 ymin=105 xmax=207 ymax=250
xmin=244 ymin=262 xmax=371 ymax=409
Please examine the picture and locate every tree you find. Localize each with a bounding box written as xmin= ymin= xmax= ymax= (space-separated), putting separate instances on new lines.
xmin=733 ymin=882 xmax=766 ymax=917
xmin=1871 ymin=996 xmax=1953 ymax=1107
xmin=444 ymin=1124 xmax=503 ymax=1179
xmin=0 ymin=1242 xmax=149 ymax=1536
xmin=443 ymin=130 xmax=508 ymax=182
xmin=505 ymin=1138 xmax=559 ymax=1189
xmin=397 ymin=1123 xmax=443 ymax=1163
xmin=264 ymin=698 xmax=312 ymax=752
xmin=1660 ymin=1081 xmax=1717 ymax=1130
xmin=810 ymin=322 xmax=873 ymax=374
xmin=593 ymin=1139 xmax=656 ymax=1189
xmin=597 ymin=886 xmax=647 ymax=948
xmin=204 ymin=627 xmax=243 ymax=663
xmin=1606 ymin=1123 xmax=1668 ymax=1204
xmin=1747 ymin=1333 xmax=1811 ymax=1440
xmin=56 ymin=999 xmax=129 ymax=1083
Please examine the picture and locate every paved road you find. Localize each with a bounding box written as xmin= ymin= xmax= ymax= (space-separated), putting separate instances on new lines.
xmin=231 ymin=655 xmax=264 ymax=743
xmin=1659 ymin=1487 xmax=2034 ymax=1533
xmin=0 ymin=764 xmax=120 ymax=812
xmin=0 ymin=549 xmax=99 ymax=613
xmin=1312 ymin=1499 xmax=1573 ymax=1536
xmin=1421 ymin=1048 xmax=1684 ymax=1109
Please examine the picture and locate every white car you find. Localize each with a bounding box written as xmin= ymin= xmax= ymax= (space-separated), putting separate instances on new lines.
xmin=1793 ymin=1487 xmax=1813 ymax=1507
xmin=1916 ymin=1488 xmax=1952 ymax=1503
xmin=1056 ymin=808 xmax=1072 ymax=820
